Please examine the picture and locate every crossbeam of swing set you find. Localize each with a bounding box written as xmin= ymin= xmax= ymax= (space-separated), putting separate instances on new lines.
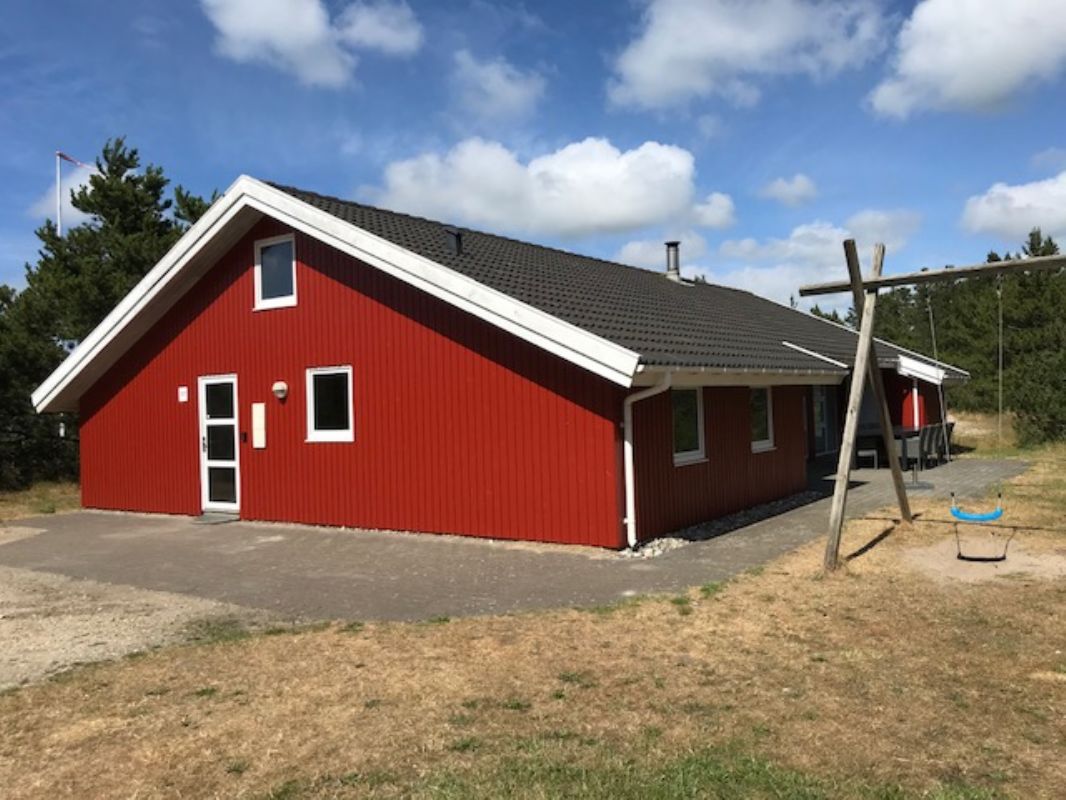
xmin=798 ymin=252 xmax=1066 ymax=298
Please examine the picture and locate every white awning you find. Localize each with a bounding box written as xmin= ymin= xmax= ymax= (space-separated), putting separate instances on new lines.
xmin=897 ymin=354 xmax=945 ymax=385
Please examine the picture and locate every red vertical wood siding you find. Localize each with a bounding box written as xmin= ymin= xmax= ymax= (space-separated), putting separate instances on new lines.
xmin=882 ymin=371 xmax=942 ymax=428
xmin=631 ymin=386 xmax=808 ymax=542
xmin=79 ymin=219 xmax=626 ymax=547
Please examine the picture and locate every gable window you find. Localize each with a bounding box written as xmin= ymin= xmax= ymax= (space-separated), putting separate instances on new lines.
xmin=672 ymin=387 xmax=705 ymax=465
xmin=306 ymin=366 xmax=353 ymax=442
xmin=254 ymin=234 xmax=296 ymax=310
xmin=751 ymin=387 xmax=774 ymax=452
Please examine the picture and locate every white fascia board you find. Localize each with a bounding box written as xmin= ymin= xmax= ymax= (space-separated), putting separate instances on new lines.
xmin=897 ymin=354 xmax=946 ymax=386
xmin=797 ymin=308 xmax=969 ymax=380
xmin=33 ymin=176 xmax=640 ymax=413
xmin=239 ymin=180 xmax=639 ymax=387
xmin=32 ymin=175 xmax=255 ymax=412
xmin=780 ymin=341 xmax=849 ymax=369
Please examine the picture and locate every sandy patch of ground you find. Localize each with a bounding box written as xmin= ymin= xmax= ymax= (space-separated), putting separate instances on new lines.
xmin=902 ymin=531 xmax=1066 ymax=583
xmin=0 ymin=562 xmax=271 ymax=690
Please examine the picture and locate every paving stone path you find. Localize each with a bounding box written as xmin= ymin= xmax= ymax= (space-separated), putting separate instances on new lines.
xmin=0 ymin=458 xmax=1027 ymax=621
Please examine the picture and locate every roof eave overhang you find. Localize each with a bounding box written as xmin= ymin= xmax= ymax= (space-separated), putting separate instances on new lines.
xmin=33 ymin=176 xmax=642 ymax=413
xmin=634 ymin=365 xmax=847 ymax=388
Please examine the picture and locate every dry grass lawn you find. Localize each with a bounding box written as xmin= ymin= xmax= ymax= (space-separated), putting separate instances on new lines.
xmin=0 ymin=481 xmax=80 ymax=523
xmin=952 ymin=411 xmax=1019 ymax=458
xmin=1 ymin=427 xmax=1064 ymax=798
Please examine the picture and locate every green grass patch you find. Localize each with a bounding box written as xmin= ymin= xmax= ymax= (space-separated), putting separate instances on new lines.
xmin=700 ymin=580 xmax=727 ymax=598
xmin=408 ymin=746 xmax=1004 ymax=799
xmin=448 ymin=736 xmax=482 ymax=753
xmin=263 ymin=778 xmax=303 ymax=799
xmin=670 ymin=595 xmax=693 ymax=615
xmin=580 ymin=596 xmax=646 ymax=616
xmin=500 ymin=698 xmax=531 ymax=712
xmin=557 ymin=671 xmax=597 ymax=689
xmin=184 ymin=616 xmax=250 ymax=645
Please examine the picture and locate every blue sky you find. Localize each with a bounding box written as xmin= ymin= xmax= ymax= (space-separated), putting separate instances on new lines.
xmin=3 ymin=0 xmax=1066 ymax=310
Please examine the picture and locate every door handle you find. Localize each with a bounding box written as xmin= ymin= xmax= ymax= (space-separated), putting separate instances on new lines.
xmin=201 ymin=435 xmax=207 ymax=453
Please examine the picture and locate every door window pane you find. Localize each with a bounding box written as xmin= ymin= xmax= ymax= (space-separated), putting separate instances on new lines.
xmin=313 ymin=372 xmax=350 ymax=431
xmin=208 ymin=467 xmax=236 ymax=503
xmin=260 ymin=240 xmax=294 ymax=300
xmin=205 ymin=383 xmax=234 ymax=419
xmin=206 ymin=424 xmax=235 ymax=461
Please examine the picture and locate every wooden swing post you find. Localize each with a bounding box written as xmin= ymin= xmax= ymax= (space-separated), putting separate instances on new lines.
xmin=823 ymin=243 xmax=894 ymax=571
xmin=802 ymin=246 xmax=1065 ymax=571
xmin=843 ymin=241 xmax=913 ymax=528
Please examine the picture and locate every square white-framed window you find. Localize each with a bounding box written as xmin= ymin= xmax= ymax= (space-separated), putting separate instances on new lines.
xmin=306 ymin=366 xmax=354 ymax=443
xmin=671 ymin=387 xmax=706 ymax=466
xmin=254 ymin=234 xmax=297 ymax=310
xmin=750 ymin=387 xmax=775 ymax=453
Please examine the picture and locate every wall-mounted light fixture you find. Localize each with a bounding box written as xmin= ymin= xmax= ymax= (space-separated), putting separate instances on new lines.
xmin=272 ymin=381 xmax=288 ymax=401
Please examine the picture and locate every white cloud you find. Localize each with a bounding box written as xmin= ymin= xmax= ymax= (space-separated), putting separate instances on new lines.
xmin=1031 ymin=147 xmax=1066 ymax=172
xmin=452 ymin=50 xmax=546 ymax=122
xmin=962 ymin=171 xmax=1066 ymax=240
xmin=870 ymin=0 xmax=1066 ymax=118
xmin=691 ymin=192 xmax=736 ymax=229
xmin=616 ymin=232 xmax=708 ymax=269
xmin=337 ymin=0 xmax=423 ymax=55
xmin=705 ymin=209 xmax=921 ymax=307
xmin=759 ymin=173 xmax=817 ymax=206
xmin=366 ymin=137 xmax=697 ymax=237
xmin=28 ymin=165 xmax=95 ymax=230
xmin=608 ymin=0 xmax=886 ymax=110
xmin=696 ymin=114 xmax=723 ymax=140
xmin=844 ymin=209 xmax=922 ymax=253
xmin=200 ymin=0 xmax=422 ymax=88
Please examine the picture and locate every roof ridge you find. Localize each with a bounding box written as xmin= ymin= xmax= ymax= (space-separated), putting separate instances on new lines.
xmin=265 ymin=180 xmax=736 ymax=287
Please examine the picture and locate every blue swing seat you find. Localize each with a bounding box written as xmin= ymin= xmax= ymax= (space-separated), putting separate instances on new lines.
xmin=950 ymin=493 xmax=1003 ymax=523
xmin=950 ymin=505 xmax=1003 ymax=523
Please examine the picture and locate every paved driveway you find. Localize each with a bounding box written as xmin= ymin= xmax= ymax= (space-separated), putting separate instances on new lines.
xmin=0 ymin=459 xmax=1027 ymax=621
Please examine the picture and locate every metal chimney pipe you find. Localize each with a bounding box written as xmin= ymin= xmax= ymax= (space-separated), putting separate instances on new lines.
xmin=665 ymin=241 xmax=681 ymax=282
xmin=443 ymin=226 xmax=463 ymax=256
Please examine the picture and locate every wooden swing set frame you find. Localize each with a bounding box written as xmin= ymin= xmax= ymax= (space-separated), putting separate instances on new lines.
xmin=799 ymin=243 xmax=1066 ymax=570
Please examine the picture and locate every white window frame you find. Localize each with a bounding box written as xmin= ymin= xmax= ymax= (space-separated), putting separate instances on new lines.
xmin=672 ymin=387 xmax=706 ymax=466
xmin=254 ymin=233 xmax=297 ymax=310
xmin=306 ymin=365 xmax=354 ymax=443
xmin=751 ymin=386 xmax=775 ymax=453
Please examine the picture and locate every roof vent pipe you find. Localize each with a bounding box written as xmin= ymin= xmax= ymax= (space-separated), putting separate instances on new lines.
xmin=444 ymin=226 xmax=463 ymax=256
xmin=665 ymin=241 xmax=681 ymax=282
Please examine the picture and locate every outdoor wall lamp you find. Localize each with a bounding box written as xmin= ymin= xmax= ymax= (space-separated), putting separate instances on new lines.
xmin=272 ymin=381 xmax=288 ymax=401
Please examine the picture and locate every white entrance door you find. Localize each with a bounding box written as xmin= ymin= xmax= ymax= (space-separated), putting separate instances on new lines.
xmin=198 ymin=375 xmax=240 ymax=513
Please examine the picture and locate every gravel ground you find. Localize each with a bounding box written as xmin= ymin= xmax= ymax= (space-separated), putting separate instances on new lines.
xmin=0 ymin=526 xmax=272 ymax=690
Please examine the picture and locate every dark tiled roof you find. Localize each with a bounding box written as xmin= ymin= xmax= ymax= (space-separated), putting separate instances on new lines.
xmin=271 ymin=183 xmax=967 ymax=380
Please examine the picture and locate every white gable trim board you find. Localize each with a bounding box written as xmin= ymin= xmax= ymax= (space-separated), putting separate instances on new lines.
xmin=32 ymin=177 xmax=642 ymax=413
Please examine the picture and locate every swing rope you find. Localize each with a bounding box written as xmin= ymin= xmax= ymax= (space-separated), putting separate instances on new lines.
xmin=997 ymin=276 xmax=1004 ymax=452
xmin=936 ymin=279 xmax=1014 ymax=563
xmin=924 ymin=293 xmax=952 ymax=463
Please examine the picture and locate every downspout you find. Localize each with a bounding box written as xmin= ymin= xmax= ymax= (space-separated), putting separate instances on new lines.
xmin=623 ymin=371 xmax=672 ymax=549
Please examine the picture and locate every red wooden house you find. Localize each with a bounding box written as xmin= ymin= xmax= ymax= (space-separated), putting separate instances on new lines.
xmin=33 ymin=177 xmax=966 ymax=548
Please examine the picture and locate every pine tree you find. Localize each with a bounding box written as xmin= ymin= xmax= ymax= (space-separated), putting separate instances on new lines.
xmin=1005 ymin=229 xmax=1064 ymax=444
xmin=0 ymin=138 xmax=213 ymax=488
